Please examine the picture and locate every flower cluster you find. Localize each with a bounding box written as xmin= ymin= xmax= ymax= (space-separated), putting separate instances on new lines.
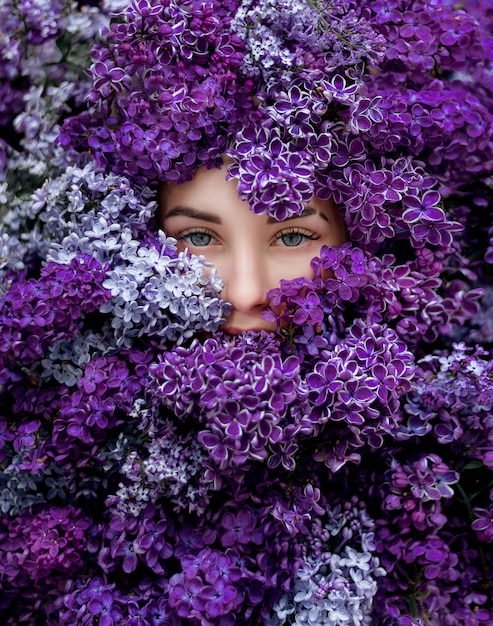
xmin=0 ymin=505 xmax=89 ymax=586
xmin=0 ymin=254 xmax=109 ymax=391
xmin=0 ymin=0 xmax=493 ymax=625
xmin=1 ymin=161 xmax=230 ymax=349
xmin=268 ymin=498 xmax=385 ymax=626
xmin=371 ymin=343 xmax=493 ymax=623
xmin=59 ymin=0 xmax=255 ymax=186
xmin=109 ymin=407 xmax=215 ymax=517
xmin=150 ymin=333 xmax=308 ymax=472
xmin=0 ymin=0 xmax=113 ymax=183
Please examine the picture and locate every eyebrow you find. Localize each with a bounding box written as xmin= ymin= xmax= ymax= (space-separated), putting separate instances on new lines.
xmin=164 ymin=205 xmax=329 ymax=224
xmin=164 ymin=206 xmax=222 ymax=224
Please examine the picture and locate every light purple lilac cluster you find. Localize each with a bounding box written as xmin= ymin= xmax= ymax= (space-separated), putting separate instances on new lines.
xmin=267 ymin=497 xmax=385 ymax=626
xmin=0 ymin=0 xmax=68 ymax=129
xmin=0 ymin=0 xmax=114 ymax=182
xmin=1 ymin=0 xmax=493 ymax=624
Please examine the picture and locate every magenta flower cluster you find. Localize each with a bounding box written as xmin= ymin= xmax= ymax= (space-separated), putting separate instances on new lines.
xmin=1 ymin=0 xmax=493 ymax=624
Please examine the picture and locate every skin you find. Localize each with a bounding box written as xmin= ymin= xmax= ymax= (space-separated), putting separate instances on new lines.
xmin=159 ymin=162 xmax=347 ymax=334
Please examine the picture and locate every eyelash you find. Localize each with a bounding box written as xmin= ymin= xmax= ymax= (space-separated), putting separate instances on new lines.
xmin=177 ymin=227 xmax=216 ymax=239
xmin=274 ymin=227 xmax=321 ymax=244
xmin=176 ymin=228 xmax=217 ymax=246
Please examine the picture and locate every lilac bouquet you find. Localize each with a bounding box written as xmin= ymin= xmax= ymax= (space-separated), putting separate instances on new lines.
xmin=1 ymin=1 xmax=493 ymax=624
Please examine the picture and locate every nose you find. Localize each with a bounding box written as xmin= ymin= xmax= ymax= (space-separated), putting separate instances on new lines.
xmin=219 ymin=246 xmax=270 ymax=314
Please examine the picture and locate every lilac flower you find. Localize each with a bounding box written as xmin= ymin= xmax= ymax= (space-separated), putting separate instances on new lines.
xmin=402 ymin=190 xmax=445 ymax=223
xmin=1 ymin=0 xmax=493 ymax=624
xmin=220 ymin=509 xmax=261 ymax=547
xmin=323 ymin=74 xmax=360 ymax=104
xmin=88 ymin=589 xmax=123 ymax=626
xmin=291 ymin=292 xmax=324 ymax=325
xmin=472 ymin=504 xmax=493 ymax=543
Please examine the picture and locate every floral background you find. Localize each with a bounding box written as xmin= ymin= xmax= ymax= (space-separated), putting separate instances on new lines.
xmin=1 ymin=1 xmax=493 ymax=624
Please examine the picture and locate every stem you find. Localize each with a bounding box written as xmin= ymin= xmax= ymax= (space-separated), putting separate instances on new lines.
xmin=288 ymin=323 xmax=295 ymax=355
xmin=408 ymin=593 xmax=419 ymax=619
xmin=477 ymin=541 xmax=491 ymax=590
xmin=455 ymin=481 xmax=491 ymax=590
xmin=455 ymin=481 xmax=473 ymax=516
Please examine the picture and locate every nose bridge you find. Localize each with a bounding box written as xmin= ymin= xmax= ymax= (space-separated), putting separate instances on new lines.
xmin=222 ymin=241 xmax=269 ymax=311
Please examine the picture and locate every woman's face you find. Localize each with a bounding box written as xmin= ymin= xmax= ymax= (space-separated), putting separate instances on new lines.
xmin=160 ymin=163 xmax=347 ymax=334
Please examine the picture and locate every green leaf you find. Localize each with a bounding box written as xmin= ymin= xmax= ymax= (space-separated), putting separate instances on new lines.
xmin=55 ymin=31 xmax=73 ymax=58
xmin=462 ymin=460 xmax=484 ymax=471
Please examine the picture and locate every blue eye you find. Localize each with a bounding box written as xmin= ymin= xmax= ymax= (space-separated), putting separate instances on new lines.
xmin=280 ymin=232 xmax=306 ymax=247
xmin=181 ymin=231 xmax=214 ymax=247
xmin=277 ymin=229 xmax=319 ymax=247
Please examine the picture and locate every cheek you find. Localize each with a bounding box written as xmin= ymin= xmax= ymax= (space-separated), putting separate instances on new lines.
xmin=272 ymin=251 xmax=316 ymax=282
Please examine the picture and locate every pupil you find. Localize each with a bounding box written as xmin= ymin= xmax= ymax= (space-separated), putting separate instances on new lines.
xmin=190 ymin=232 xmax=211 ymax=246
xmin=282 ymin=232 xmax=304 ymax=246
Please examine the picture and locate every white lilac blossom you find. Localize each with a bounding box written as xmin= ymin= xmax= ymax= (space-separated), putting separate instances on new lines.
xmin=109 ymin=406 xmax=215 ymax=516
xmin=269 ymin=501 xmax=385 ymax=626
xmin=2 ymin=161 xmax=230 ymax=345
xmin=1 ymin=1 xmax=493 ymax=625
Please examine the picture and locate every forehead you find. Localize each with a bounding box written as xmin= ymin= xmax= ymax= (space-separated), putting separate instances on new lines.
xmin=159 ymin=161 xmax=344 ymax=233
xmin=159 ymin=163 xmax=240 ymax=216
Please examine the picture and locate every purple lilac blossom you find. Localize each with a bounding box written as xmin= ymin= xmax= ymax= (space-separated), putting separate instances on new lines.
xmin=0 ymin=1 xmax=493 ymax=625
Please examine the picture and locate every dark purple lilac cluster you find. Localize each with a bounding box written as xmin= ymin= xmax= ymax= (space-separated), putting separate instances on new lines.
xmin=0 ymin=255 xmax=110 ymax=370
xmin=59 ymin=0 xmax=255 ymax=186
xmin=367 ymin=343 xmax=493 ymax=623
xmin=60 ymin=0 xmax=385 ymax=218
xmin=1 ymin=505 xmax=90 ymax=585
xmin=151 ymin=333 xmax=306 ymax=472
xmin=1 ymin=0 xmax=493 ymax=624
